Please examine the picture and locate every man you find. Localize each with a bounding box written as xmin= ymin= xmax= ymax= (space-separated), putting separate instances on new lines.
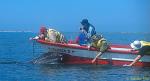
xmin=124 ymin=40 xmax=150 ymax=66
xmin=46 ymin=28 xmax=66 ymax=43
xmin=76 ymin=27 xmax=89 ymax=45
xmin=80 ymin=19 xmax=96 ymax=38
xmin=91 ymin=34 xmax=109 ymax=63
xmin=32 ymin=26 xmax=66 ymax=43
xmin=31 ymin=26 xmax=47 ymax=40
xmin=77 ymin=19 xmax=96 ymax=45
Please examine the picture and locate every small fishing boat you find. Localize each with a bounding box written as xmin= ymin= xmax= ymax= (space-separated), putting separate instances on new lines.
xmin=34 ymin=39 xmax=150 ymax=67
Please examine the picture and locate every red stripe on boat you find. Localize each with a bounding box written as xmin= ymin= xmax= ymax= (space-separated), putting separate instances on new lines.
xmin=37 ymin=39 xmax=139 ymax=54
xmin=62 ymin=54 xmax=150 ymax=67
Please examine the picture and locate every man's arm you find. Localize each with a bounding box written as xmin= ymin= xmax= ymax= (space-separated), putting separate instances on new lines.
xmin=124 ymin=55 xmax=142 ymax=66
xmin=87 ymin=26 xmax=92 ymax=37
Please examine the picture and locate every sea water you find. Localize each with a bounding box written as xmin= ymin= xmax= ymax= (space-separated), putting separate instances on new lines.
xmin=0 ymin=32 xmax=150 ymax=81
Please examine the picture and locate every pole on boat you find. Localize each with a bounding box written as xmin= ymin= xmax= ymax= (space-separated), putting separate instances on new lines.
xmin=92 ymin=52 xmax=102 ymax=63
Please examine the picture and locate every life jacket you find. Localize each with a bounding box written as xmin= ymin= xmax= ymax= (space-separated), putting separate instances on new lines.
xmin=46 ymin=29 xmax=66 ymax=43
xmin=140 ymin=41 xmax=150 ymax=47
xmin=92 ymin=38 xmax=106 ymax=48
xmin=91 ymin=35 xmax=108 ymax=52
xmin=139 ymin=41 xmax=150 ymax=55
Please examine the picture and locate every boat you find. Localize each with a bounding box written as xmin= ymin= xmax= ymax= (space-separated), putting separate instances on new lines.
xmin=33 ymin=39 xmax=150 ymax=67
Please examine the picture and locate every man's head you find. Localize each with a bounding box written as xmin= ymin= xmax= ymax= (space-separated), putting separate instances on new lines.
xmin=81 ymin=19 xmax=89 ymax=26
xmin=40 ymin=26 xmax=47 ymax=34
xmin=130 ymin=40 xmax=142 ymax=50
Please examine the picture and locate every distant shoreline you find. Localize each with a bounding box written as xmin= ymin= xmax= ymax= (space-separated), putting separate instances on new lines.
xmin=0 ymin=31 xmax=150 ymax=34
xmin=0 ymin=31 xmax=32 ymax=32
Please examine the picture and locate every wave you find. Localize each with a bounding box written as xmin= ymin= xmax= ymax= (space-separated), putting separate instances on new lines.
xmin=0 ymin=30 xmax=32 ymax=33
xmin=0 ymin=58 xmax=21 ymax=64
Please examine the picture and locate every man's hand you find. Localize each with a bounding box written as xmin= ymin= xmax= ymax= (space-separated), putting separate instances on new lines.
xmin=123 ymin=64 xmax=132 ymax=67
xmin=88 ymin=45 xmax=91 ymax=50
xmin=30 ymin=36 xmax=39 ymax=40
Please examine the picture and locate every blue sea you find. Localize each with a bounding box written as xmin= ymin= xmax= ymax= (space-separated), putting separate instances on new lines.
xmin=0 ymin=32 xmax=150 ymax=81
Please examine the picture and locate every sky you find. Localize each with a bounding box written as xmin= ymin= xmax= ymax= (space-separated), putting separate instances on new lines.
xmin=0 ymin=0 xmax=150 ymax=32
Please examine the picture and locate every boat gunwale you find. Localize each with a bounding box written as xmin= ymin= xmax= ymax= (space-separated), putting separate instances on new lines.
xmin=35 ymin=39 xmax=142 ymax=55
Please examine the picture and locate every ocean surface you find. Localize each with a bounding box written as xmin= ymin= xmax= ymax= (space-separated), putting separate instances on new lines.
xmin=0 ymin=32 xmax=150 ymax=81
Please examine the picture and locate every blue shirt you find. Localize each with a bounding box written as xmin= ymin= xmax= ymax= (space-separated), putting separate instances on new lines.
xmin=78 ymin=32 xmax=88 ymax=45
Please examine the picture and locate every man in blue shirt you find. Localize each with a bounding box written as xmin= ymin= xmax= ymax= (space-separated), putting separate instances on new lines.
xmin=78 ymin=19 xmax=96 ymax=45
xmin=80 ymin=19 xmax=96 ymax=38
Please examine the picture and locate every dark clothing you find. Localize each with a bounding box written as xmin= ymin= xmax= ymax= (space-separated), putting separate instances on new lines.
xmin=82 ymin=23 xmax=90 ymax=33
xmin=82 ymin=24 xmax=96 ymax=36
xmin=79 ymin=19 xmax=96 ymax=45
xmin=78 ymin=24 xmax=96 ymax=45
xmin=138 ymin=46 xmax=150 ymax=56
xmin=82 ymin=24 xmax=95 ymax=32
xmin=89 ymin=24 xmax=96 ymax=37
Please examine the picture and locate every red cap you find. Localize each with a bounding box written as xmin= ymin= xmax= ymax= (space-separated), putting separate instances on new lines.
xmin=40 ymin=26 xmax=47 ymax=34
